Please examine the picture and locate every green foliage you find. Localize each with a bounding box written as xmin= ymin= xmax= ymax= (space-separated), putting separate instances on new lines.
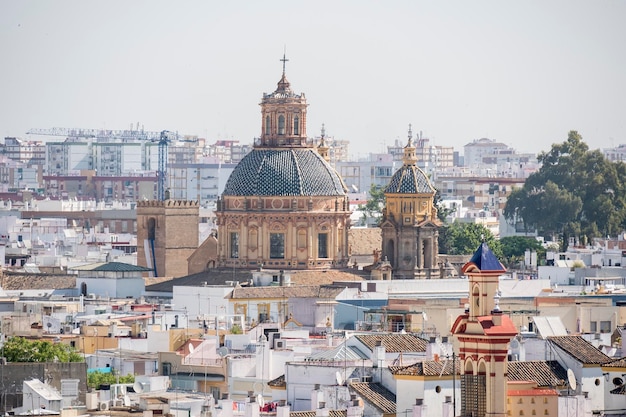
xmin=438 ymin=222 xmax=502 ymax=258
xmin=87 ymin=370 xmax=135 ymax=389
xmin=504 ymin=131 xmax=626 ymax=246
xmin=434 ymin=189 xmax=455 ymax=223
xmin=3 ymin=336 xmax=83 ymax=363
xmin=500 ymin=236 xmax=546 ymax=267
xmin=357 ymin=184 xmax=385 ymax=225
xmin=230 ymin=323 xmax=242 ymax=334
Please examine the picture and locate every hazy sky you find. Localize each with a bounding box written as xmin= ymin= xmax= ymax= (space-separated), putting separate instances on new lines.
xmin=1 ymin=1 xmax=624 ymax=157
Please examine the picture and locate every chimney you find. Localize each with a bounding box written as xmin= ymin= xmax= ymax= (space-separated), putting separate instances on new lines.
xmin=492 ymin=310 xmax=503 ymax=326
xmin=373 ymin=340 xmax=385 ymax=368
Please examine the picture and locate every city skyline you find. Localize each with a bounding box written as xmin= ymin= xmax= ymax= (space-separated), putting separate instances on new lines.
xmin=1 ymin=1 xmax=624 ymax=158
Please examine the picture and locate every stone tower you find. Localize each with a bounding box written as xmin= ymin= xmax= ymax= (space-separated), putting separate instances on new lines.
xmin=215 ymin=56 xmax=351 ymax=270
xmin=380 ymin=125 xmax=441 ymax=279
xmin=136 ymin=200 xmax=199 ymax=278
xmin=451 ymin=243 xmax=517 ymax=417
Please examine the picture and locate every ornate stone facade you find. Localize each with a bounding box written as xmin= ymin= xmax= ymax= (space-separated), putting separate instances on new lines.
xmin=380 ymin=126 xmax=441 ymax=279
xmin=215 ymin=60 xmax=351 ymax=270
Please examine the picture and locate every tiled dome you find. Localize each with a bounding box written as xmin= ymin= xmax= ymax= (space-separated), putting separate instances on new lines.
xmin=384 ymin=165 xmax=435 ymax=194
xmin=223 ymin=148 xmax=347 ymax=196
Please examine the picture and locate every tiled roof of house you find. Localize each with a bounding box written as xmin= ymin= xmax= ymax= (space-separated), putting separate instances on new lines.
xmin=548 ymin=336 xmax=612 ymax=365
xmin=604 ymin=357 xmax=626 ymax=368
xmin=71 ymin=262 xmax=152 ymax=272
xmin=390 ymin=358 xmax=461 ymax=376
xmin=144 ymin=269 xmax=254 ymax=292
xmin=507 ymin=360 xmax=568 ymax=387
xmin=222 ymin=148 xmax=347 ymax=197
xmin=288 ymin=270 xmax=366 ymax=285
xmin=228 ymin=285 xmax=345 ymax=300
xmin=267 ymin=374 xmax=285 ymax=388
xmin=349 ymin=382 xmax=396 ymax=414
xmin=354 ymin=333 xmax=428 ymax=353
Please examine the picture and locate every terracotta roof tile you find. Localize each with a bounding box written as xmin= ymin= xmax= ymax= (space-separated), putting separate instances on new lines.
xmin=604 ymin=357 xmax=626 ymax=368
xmin=355 ymin=334 xmax=428 ymax=353
xmin=267 ymin=374 xmax=285 ymax=388
xmin=548 ymin=336 xmax=612 ymax=365
xmin=507 ymin=361 xmax=568 ymax=387
xmin=349 ymin=382 xmax=396 ymax=414
xmin=390 ymin=358 xmax=461 ymax=376
xmin=228 ymin=285 xmax=345 ymax=299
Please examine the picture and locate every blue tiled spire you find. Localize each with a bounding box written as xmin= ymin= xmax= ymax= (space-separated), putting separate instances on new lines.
xmin=468 ymin=242 xmax=505 ymax=272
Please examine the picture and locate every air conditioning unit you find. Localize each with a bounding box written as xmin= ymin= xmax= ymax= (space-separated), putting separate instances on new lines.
xmin=274 ymin=339 xmax=286 ymax=349
xmin=99 ymin=402 xmax=109 ymax=411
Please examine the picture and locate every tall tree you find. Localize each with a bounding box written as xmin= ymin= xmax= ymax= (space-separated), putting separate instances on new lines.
xmin=439 ymin=222 xmax=502 ymax=258
xmin=504 ymin=131 xmax=626 ymax=247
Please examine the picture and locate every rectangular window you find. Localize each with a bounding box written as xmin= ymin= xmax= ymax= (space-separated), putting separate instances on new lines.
xmin=590 ymin=321 xmax=597 ymax=333
xmin=270 ymin=233 xmax=284 ymax=259
xmin=318 ymin=233 xmax=328 ymax=258
xmin=600 ymin=320 xmax=611 ymax=333
xmin=230 ymin=232 xmax=239 ymax=258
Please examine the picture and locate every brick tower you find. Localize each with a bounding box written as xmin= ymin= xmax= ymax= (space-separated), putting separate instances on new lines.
xmin=451 ymin=243 xmax=517 ymax=417
xmin=136 ymin=200 xmax=199 ymax=278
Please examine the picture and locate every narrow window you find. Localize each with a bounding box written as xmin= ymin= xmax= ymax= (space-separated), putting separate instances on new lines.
xmin=318 ymin=233 xmax=328 ymax=258
xmin=230 ymin=232 xmax=239 ymax=258
xmin=278 ymin=115 xmax=285 ymax=135
xmin=293 ymin=116 xmax=300 ymax=135
xmin=265 ymin=115 xmax=271 ymax=135
xmin=270 ymin=233 xmax=285 ymax=259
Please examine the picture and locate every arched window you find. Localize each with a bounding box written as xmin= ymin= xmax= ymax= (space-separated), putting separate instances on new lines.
xmin=265 ymin=116 xmax=271 ymax=135
xmin=293 ymin=116 xmax=300 ymax=135
xmin=278 ymin=115 xmax=285 ymax=135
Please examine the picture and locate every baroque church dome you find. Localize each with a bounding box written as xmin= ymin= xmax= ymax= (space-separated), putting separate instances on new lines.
xmin=223 ymin=148 xmax=347 ymax=197
xmin=384 ymin=163 xmax=435 ymax=194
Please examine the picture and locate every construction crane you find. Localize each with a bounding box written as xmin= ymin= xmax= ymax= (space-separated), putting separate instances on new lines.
xmin=157 ymin=130 xmax=173 ymax=201
xmin=26 ymin=126 xmax=163 ymax=141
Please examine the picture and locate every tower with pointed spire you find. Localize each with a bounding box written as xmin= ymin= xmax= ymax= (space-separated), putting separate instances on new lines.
xmin=216 ymin=55 xmax=351 ymax=271
xmin=451 ymin=243 xmax=518 ymax=417
xmin=380 ymin=124 xmax=441 ymax=279
xmin=259 ymin=53 xmax=308 ymax=147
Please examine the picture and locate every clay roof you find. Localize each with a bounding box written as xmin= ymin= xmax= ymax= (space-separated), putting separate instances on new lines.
xmin=390 ymin=358 xmax=461 ymax=376
xmin=144 ymin=269 xmax=253 ymax=292
xmin=267 ymin=374 xmax=285 ymax=388
xmin=548 ymin=336 xmax=612 ymax=365
xmin=228 ymin=285 xmax=345 ymax=300
xmin=507 ymin=360 xmax=567 ymax=388
xmin=1 ymin=272 xmax=75 ymax=290
xmin=349 ymin=382 xmax=396 ymax=414
xmin=287 ymin=270 xmax=366 ymax=285
xmin=603 ymin=357 xmax=626 ymax=368
xmin=354 ymin=333 xmax=428 ymax=353
xmin=477 ymin=314 xmax=518 ymax=336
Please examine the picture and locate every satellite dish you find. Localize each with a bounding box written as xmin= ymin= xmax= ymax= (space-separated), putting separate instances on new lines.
xmin=133 ymin=381 xmax=144 ymax=394
xmin=567 ymin=368 xmax=577 ymax=391
xmin=188 ymin=343 xmax=195 ymax=354
xmin=335 ymin=371 xmax=345 ymax=386
xmin=217 ymin=346 xmax=229 ymax=357
xmin=257 ymin=394 xmax=266 ymax=408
